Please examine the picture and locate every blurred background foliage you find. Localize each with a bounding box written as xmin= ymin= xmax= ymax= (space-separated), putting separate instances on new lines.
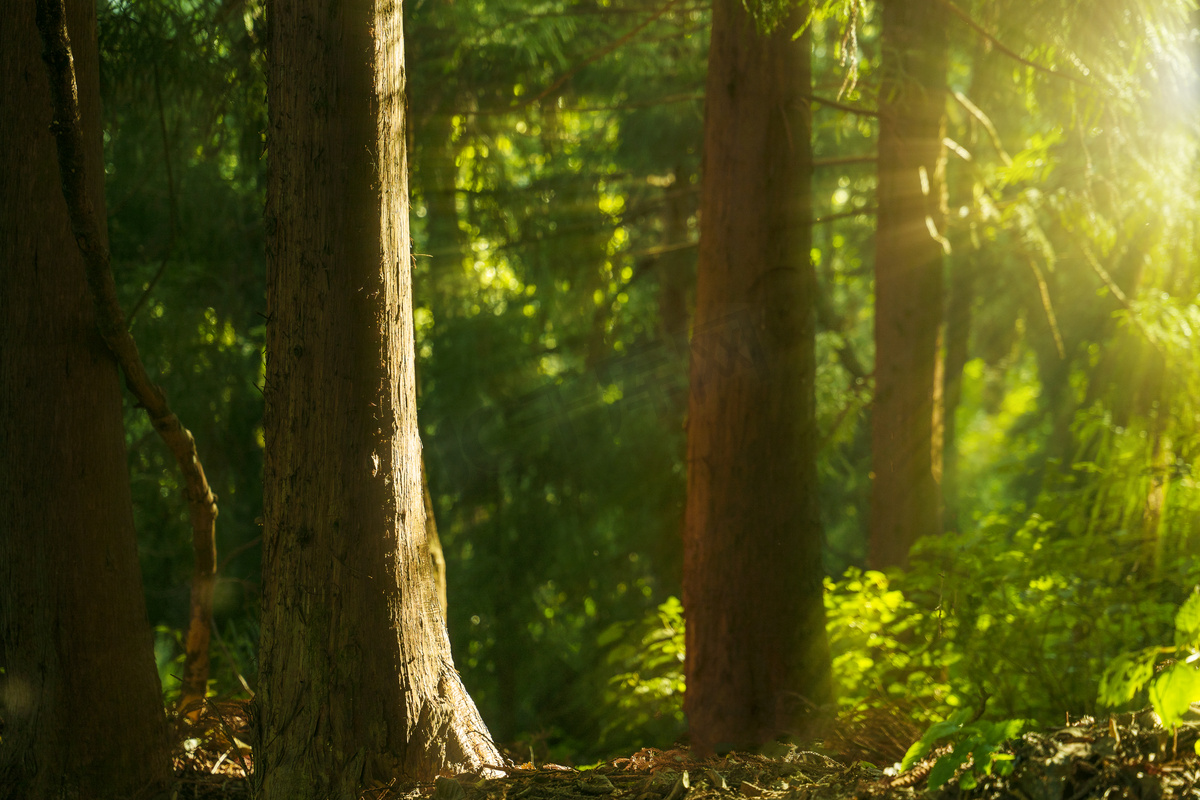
xmin=98 ymin=0 xmax=1200 ymax=765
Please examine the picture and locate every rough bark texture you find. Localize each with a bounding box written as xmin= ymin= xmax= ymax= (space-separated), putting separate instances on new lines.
xmin=0 ymin=2 xmax=173 ymax=797
xmin=422 ymin=456 xmax=449 ymax=615
xmin=256 ymin=0 xmax=501 ymax=796
xmin=683 ymin=0 xmax=831 ymax=756
xmin=868 ymin=0 xmax=949 ymax=570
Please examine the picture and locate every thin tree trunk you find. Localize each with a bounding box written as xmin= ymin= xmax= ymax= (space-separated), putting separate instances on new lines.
xmin=658 ymin=166 xmax=693 ymax=344
xmin=683 ymin=0 xmax=831 ymax=756
xmin=0 ymin=2 xmax=172 ymax=797
xmin=868 ymin=0 xmax=949 ymax=569
xmin=256 ymin=0 xmax=501 ymax=795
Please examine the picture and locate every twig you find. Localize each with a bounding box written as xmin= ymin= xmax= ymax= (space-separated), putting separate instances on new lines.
xmin=814 ymin=206 xmax=877 ymax=225
xmin=807 ymin=93 xmax=878 ymax=118
xmin=814 ymin=154 xmax=877 ymax=168
xmin=952 ymin=90 xmax=1011 ymax=166
xmin=204 ymin=698 xmax=252 ymax=780
xmin=218 ymin=535 xmax=262 ymax=575
xmin=1025 ymin=255 xmax=1066 ymax=360
xmin=129 ymin=61 xmax=179 ymax=322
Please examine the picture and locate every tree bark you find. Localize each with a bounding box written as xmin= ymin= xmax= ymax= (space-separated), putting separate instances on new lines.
xmin=683 ymin=0 xmax=831 ymax=756
xmin=868 ymin=0 xmax=949 ymax=569
xmin=256 ymin=0 xmax=501 ymax=795
xmin=0 ymin=2 xmax=172 ymax=797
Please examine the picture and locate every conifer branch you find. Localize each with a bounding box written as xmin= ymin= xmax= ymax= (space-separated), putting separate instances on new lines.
xmin=935 ymin=0 xmax=1098 ymax=90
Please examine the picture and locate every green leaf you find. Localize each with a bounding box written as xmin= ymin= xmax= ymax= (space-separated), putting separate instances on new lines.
xmin=1100 ymin=648 xmax=1160 ymax=706
xmin=1148 ymin=663 xmax=1200 ymax=730
xmin=899 ymin=740 xmax=929 ymax=772
xmin=1176 ymin=592 xmax=1200 ymax=647
xmin=927 ymin=741 xmax=973 ymax=791
xmin=901 ymin=710 xmax=971 ymax=771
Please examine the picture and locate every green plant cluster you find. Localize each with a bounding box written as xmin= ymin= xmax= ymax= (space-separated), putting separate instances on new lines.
xmin=596 ymin=597 xmax=687 ymax=751
xmin=826 ymin=517 xmax=1200 ymax=728
xmin=1102 ymin=591 xmax=1200 ymax=737
xmin=900 ymin=710 xmax=1027 ymax=791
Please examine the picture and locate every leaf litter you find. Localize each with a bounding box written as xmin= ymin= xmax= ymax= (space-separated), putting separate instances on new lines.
xmin=166 ymin=702 xmax=1200 ymax=800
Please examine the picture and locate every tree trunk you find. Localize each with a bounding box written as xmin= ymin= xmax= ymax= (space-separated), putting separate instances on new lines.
xmin=256 ymin=0 xmax=501 ymax=796
xmin=658 ymin=166 xmax=693 ymax=344
xmin=0 ymin=2 xmax=172 ymax=797
xmin=683 ymin=0 xmax=831 ymax=756
xmin=868 ymin=0 xmax=949 ymax=569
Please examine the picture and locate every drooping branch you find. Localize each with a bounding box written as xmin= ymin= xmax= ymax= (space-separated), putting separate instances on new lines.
xmin=952 ymin=90 xmax=1011 ymax=166
xmin=934 ymin=0 xmax=1098 ymax=90
xmin=35 ymin=0 xmax=219 ymax=719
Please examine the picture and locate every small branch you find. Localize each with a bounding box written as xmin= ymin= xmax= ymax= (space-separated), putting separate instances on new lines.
xmin=1024 ymin=256 xmax=1066 ymax=360
xmin=218 ymin=535 xmax=262 ymax=575
xmin=814 ymin=206 xmax=877 ymax=225
xmin=36 ymin=0 xmax=218 ymax=720
xmin=1076 ymin=240 xmax=1163 ymax=354
xmin=952 ymin=91 xmax=1011 ymax=166
xmin=814 ymin=154 xmax=876 ymax=168
xmin=807 ymin=93 xmax=878 ymax=118
xmin=465 ymin=91 xmax=702 ymax=117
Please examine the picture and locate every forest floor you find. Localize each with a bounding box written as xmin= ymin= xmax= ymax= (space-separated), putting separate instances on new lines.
xmin=173 ymin=702 xmax=1200 ymax=799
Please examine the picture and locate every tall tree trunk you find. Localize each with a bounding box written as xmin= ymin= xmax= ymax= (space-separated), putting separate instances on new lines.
xmin=0 ymin=2 xmax=172 ymax=797
xmin=868 ymin=0 xmax=949 ymax=569
xmin=683 ymin=0 xmax=831 ymax=756
xmin=256 ymin=0 xmax=501 ymax=796
xmin=940 ymin=239 xmax=973 ymax=534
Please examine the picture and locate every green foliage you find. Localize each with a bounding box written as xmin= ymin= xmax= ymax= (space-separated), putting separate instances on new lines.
xmin=824 ymin=568 xmax=957 ymax=723
xmin=1101 ymin=591 xmax=1200 ymax=734
xmin=826 ymin=507 xmax=1200 ymax=734
xmin=154 ymin=625 xmax=185 ymax=707
xmin=740 ymin=0 xmax=856 ymax=38
xmin=901 ymin=710 xmax=1027 ymax=791
xmin=154 ymin=619 xmax=258 ymax=707
xmin=596 ymin=597 xmax=687 ymax=750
